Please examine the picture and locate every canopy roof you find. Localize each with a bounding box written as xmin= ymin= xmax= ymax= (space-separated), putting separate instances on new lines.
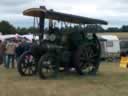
xmin=23 ymin=7 xmax=108 ymax=25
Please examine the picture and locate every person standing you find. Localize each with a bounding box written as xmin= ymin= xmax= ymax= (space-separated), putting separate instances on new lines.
xmin=15 ymin=40 xmax=24 ymax=61
xmin=0 ymin=40 xmax=6 ymax=65
xmin=5 ymin=41 xmax=16 ymax=68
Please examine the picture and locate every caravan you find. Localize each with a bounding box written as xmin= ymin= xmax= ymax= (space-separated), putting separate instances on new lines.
xmin=99 ymin=35 xmax=120 ymax=59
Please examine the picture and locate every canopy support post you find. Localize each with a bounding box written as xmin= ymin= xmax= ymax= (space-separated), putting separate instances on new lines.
xmin=39 ymin=6 xmax=46 ymax=40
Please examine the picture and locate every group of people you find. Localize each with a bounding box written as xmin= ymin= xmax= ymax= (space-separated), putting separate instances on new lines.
xmin=0 ymin=39 xmax=31 ymax=68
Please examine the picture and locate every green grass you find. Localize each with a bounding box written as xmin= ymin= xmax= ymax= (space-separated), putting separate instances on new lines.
xmin=0 ymin=62 xmax=128 ymax=96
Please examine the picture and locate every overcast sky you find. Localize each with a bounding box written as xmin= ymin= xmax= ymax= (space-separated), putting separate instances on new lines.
xmin=0 ymin=0 xmax=128 ymax=28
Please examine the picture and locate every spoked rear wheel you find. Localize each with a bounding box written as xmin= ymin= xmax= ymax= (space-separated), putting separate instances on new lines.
xmin=17 ymin=51 xmax=37 ymax=76
xmin=38 ymin=54 xmax=58 ymax=79
xmin=74 ymin=44 xmax=100 ymax=75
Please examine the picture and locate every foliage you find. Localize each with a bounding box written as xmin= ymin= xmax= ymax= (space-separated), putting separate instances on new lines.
xmin=85 ymin=25 xmax=104 ymax=33
xmin=0 ymin=20 xmax=17 ymax=34
xmin=106 ymin=27 xmax=120 ymax=32
xmin=16 ymin=27 xmax=38 ymax=35
xmin=1 ymin=20 xmax=128 ymax=35
xmin=120 ymin=25 xmax=128 ymax=32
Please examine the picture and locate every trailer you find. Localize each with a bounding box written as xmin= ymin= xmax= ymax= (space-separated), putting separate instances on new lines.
xmin=98 ymin=35 xmax=120 ymax=59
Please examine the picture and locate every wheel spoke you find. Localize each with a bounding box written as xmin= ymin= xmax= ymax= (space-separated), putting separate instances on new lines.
xmin=38 ymin=54 xmax=57 ymax=79
xmin=23 ymin=67 xmax=27 ymax=73
xmin=28 ymin=69 xmax=31 ymax=74
xmin=77 ymin=44 xmax=100 ymax=74
xmin=18 ymin=52 xmax=36 ymax=76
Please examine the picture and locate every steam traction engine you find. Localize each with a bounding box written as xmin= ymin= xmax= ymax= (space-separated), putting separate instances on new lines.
xmin=17 ymin=6 xmax=108 ymax=79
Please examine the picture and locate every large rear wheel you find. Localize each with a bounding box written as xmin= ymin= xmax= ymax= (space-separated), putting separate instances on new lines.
xmin=74 ymin=44 xmax=100 ymax=75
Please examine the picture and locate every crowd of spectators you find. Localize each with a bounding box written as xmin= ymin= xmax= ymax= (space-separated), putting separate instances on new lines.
xmin=0 ymin=39 xmax=31 ymax=68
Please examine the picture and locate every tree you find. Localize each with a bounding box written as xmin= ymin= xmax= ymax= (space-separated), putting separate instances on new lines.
xmin=85 ymin=25 xmax=104 ymax=33
xmin=16 ymin=27 xmax=28 ymax=35
xmin=27 ymin=27 xmax=38 ymax=34
xmin=16 ymin=27 xmax=38 ymax=35
xmin=120 ymin=25 xmax=128 ymax=32
xmin=106 ymin=27 xmax=120 ymax=32
xmin=0 ymin=20 xmax=17 ymax=34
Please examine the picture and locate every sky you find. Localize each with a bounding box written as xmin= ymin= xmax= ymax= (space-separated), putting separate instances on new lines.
xmin=0 ymin=0 xmax=128 ymax=28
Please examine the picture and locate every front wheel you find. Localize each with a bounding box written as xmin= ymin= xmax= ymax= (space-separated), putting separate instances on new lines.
xmin=38 ymin=53 xmax=58 ymax=79
xmin=17 ymin=51 xmax=37 ymax=76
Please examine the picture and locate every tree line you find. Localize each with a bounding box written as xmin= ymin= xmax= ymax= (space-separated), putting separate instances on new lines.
xmin=0 ymin=20 xmax=128 ymax=35
xmin=0 ymin=20 xmax=38 ymax=35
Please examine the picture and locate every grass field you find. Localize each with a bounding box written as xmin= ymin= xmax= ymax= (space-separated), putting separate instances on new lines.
xmin=0 ymin=62 xmax=128 ymax=96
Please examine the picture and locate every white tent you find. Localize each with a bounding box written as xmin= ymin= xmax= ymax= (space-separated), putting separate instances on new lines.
xmin=21 ymin=34 xmax=39 ymax=41
xmin=0 ymin=34 xmax=20 ymax=41
xmin=0 ymin=34 xmax=32 ymax=42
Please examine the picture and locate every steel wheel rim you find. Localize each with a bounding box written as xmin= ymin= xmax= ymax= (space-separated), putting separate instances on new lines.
xmin=41 ymin=57 xmax=55 ymax=78
xmin=21 ymin=55 xmax=36 ymax=75
xmin=79 ymin=46 xmax=97 ymax=73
